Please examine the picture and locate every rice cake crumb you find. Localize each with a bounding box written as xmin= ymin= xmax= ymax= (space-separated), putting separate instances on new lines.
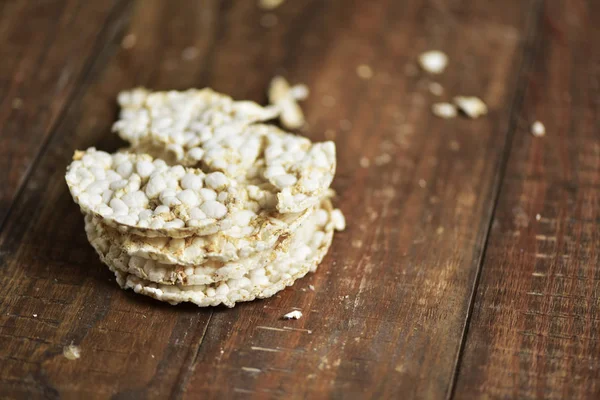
xmin=259 ymin=0 xmax=285 ymax=9
xmin=453 ymin=96 xmax=488 ymax=119
xmin=356 ymin=64 xmax=374 ymax=80
xmin=121 ymin=34 xmax=136 ymax=49
xmin=63 ymin=344 xmax=81 ymax=360
xmin=283 ymin=310 xmax=302 ymax=319
xmin=359 ymin=157 xmax=370 ymax=168
xmin=269 ymin=76 xmax=308 ymax=129
xmin=432 ymin=102 xmax=457 ymax=119
xmin=418 ymin=50 xmax=448 ymax=74
xmin=531 ymin=121 xmax=545 ymax=137
xmin=428 ymin=82 xmax=444 ymax=96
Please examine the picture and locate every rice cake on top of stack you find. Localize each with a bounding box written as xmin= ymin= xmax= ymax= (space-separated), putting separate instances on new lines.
xmin=65 ymin=87 xmax=345 ymax=307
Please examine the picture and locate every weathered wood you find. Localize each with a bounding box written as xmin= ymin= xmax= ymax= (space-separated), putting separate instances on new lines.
xmin=0 ymin=0 xmax=540 ymax=398
xmin=453 ymin=1 xmax=600 ymax=399
xmin=0 ymin=0 xmax=123 ymax=226
xmin=183 ymin=0 xmax=538 ymax=398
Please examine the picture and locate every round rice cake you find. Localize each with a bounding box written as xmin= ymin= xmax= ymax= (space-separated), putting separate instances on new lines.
xmin=112 ymin=87 xmax=279 ymax=166
xmin=101 ymin=203 xmax=340 ymax=307
xmin=86 ymin=200 xmax=335 ymax=289
xmin=86 ymin=206 xmax=313 ymax=267
xmin=65 ymin=148 xmax=279 ymax=238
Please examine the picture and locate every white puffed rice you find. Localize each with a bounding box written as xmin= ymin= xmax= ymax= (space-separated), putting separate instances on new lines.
xmin=283 ymin=310 xmax=303 ymax=320
xmin=113 ymin=87 xmax=279 ymax=166
xmin=65 ymin=148 xmax=241 ymax=237
xmin=268 ymin=76 xmax=308 ymax=130
xmin=453 ymin=96 xmax=488 ymax=119
xmin=418 ymin=50 xmax=448 ymax=74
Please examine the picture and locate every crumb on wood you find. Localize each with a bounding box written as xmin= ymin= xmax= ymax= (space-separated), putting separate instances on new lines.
xmin=359 ymin=157 xmax=370 ymax=168
xmin=258 ymin=0 xmax=285 ymax=9
xmin=181 ymin=46 xmax=199 ymax=60
xmin=12 ymin=98 xmax=23 ymax=109
xmin=432 ymin=102 xmax=457 ymax=119
xmin=269 ymin=76 xmax=308 ymax=129
xmin=453 ymin=96 xmax=488 ymax=119
xmin=536 ymin=213 xmax=542 ymax=221
xmin=121 ymin=34 xmax=136 ymax=49
xmin=356 ymin=64 xmax=374 ymax=80
xmin=418 ymin=179 xmax=427 ymax=188
xmin=428 ymin=82 xmax=444 ymax=96
xmin=449 ymin=140 xmax=460 ymax=151
xmin=374 ymin=153 xmax=392 ymax=166
xmin=352 ymin=239 xmax=363 ymax=248
xmin=531 ymin=121 xmax=545 ymax=137
xmin=309 ymin=285 xmax=315 ymax=291
xmin=418 ymin=50 xmax=448 ymax=74
xmin=63 ymin=343 xmax=81 ymax=360
xmin=283 ymin=310 xmax=302 ymax=320
xmin=324 ymin=129 xmax=336 ymax=140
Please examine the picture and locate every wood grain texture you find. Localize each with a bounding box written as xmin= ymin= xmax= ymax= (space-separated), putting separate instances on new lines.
xmin=453 ymin=1 xmax=600 ymax=399
xmin=183 ymin=0 xmax=537 ymax=398
xmin=0 ymin=0 xmax=541 ymax=398
xmin=0 ymin=0 xmax=123 ymax=227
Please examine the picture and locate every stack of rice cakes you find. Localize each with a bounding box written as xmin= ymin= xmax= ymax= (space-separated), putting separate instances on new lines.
xmin=66 ymin=88 xmax=345 ymax=307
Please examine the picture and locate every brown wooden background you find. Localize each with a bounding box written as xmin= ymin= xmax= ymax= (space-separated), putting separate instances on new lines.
xmin=1 ymin=0 xmax=599 ymax=399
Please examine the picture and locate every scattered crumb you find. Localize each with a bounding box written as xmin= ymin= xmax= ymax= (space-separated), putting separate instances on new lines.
xmin=536 ymin=213 xmax=541 ymax=221
xmin=359 ymin=157 xmax=370 ymax=168
xmin=418 ymin=179 xmax=427 ymax=188
xmin=330 ymin=209 xmax=346 ymax=231
xmin=531 ymin=121 xmax=545 ymax=137
xmin=181 ymin=46 xmax=199 ymax=60
xmin=12 ymin=98 xmax=23 ymax=109
xmin=258 ymin=0 xmax=285 ymax=9
xmin=453 ymin=96 xmax=488 ymax=119
xmin=260 ymin=13 xmax=278 ymax=28
xmin=63 ymin=344 xmax=81 ymax=360
xmin=418 ymin=50 xmax=448 ymax=74
xmin=324 ymin=129 xmax=336 ymax=140
xmin=309 ymin=285 xmax=315 ymax=291
xmin=33 ymin=314 xmax=38 ymax=318
xmin=321 ymin=95 xmax=336 ymax=107
xmin=436 ymin=226 xmax=444 ymax=235
xmin=356 ymin=64 xmax=374 ymax=80
xmin=352 ymin=239 xmax=363 ymax=248
xmin=429 ymin=196 xmax=440 ymax=204
xmin=283 ymin=310 xmax=302 ymax=320
xmin=269 ymin=76 xmax=308 ymax=129
xmin=339 ymin=119 xmax=352 ymax=131
xmin=121 ymin=34 xmax=137 ymax=49
xmin=432 ymin=102 xmax=457 ymax=119
xmin=449 ymin=140 xmax=460 ymax=151
xmin=374 ymin=153 xmax=392 ymax=166
xmin=428 ymin=82 xmax=444 ymax=96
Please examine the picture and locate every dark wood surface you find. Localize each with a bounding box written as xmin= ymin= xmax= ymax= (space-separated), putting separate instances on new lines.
xmin=0 ymin=0 xmax=598 ymax=399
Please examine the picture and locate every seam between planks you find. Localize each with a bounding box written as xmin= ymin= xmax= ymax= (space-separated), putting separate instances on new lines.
xmin=0 ymin=0 xmax=133 ymax=238
xmin=445 ymin=1 xmax=546 ymax=399
xmin=172 ymin=311 xmax=213 ymax=400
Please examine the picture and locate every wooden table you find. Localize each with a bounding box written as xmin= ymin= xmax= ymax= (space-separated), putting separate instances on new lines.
xmin=1 ymin=0 xmax=598 ymax=398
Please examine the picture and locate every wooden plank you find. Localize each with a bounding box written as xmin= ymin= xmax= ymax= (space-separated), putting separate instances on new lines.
xmin=0 ymin=0 xmax=123 ymax=226
xmin=0 ymin=0 xmax=536 ymax=398
xmin=183 ymin=1 xmax=539 ymax=398
xmin=453 ymin=1 xmax=600 ymax=399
